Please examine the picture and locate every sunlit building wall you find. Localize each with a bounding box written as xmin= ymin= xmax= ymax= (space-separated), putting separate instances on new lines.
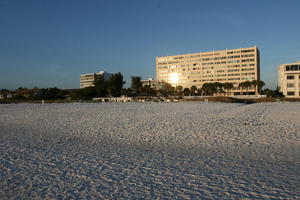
xmin=278 ymin=61 xmax=300 ymax=98
xmin=80 ymin=71 xmax=112 ymax=88
xmin=156 ymin=46 xmax=260 ymax=95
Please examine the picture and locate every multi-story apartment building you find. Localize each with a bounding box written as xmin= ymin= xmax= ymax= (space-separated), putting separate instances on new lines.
xmin=80 ymin=71 xmax=112 ymax=88
xmin=278 ymin=61 xmax=300 ymax=98
xmin=156 ymin=46 xmax=260 ymax=95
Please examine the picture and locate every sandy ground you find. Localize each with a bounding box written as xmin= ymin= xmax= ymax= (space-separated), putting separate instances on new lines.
xmin=0 ymin=102 xmax=299 ymax=199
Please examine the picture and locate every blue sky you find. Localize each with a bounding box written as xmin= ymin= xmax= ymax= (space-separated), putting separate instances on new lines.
xmin=0 ymin=0 xmax=299 ymax=90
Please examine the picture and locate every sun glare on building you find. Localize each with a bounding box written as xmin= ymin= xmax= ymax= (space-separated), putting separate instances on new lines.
xmin=169 ymin=73 xmax=179 ymax=84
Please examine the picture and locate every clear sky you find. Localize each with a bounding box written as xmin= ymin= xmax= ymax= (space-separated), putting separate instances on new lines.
xmin=0 ymin=0 xmax=299 ymax=90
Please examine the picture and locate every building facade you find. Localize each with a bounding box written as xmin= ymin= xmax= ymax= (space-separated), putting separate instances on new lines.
xmin=278 ymin=61 xmax=300 ymax=98
xmin=156 ymin=46 xmax=260 ymax=95
xmin=141 ymin=78 xmax=164 ymax=90
xmin=80 ymin=71 xmax=112 ymax=88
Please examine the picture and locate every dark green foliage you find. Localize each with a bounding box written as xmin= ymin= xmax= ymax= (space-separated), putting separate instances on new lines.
xmin=201 ymin=83 xmax=217 ymax=96
xmin=263 ymin=87 xmax=284 ymax=98
xmin=238 ymin=80 xmax=265 ymax=94
xmin=162 ymin=83 xmax=175 ymax=96
xmin=175 ymin=85 xmax=183 ymax=95
xmin=37 ymin=87 xmax=66 ymax=100
xmin=223 ymin=83 xmax=234 ymax=91
xmin=91 ymin=72 xmax=126 ymax=98
xmin=190 ymin=85 xmax=197 ymax=96
xmin=141 ymin=85 xmax=156 ymax=96
xmin=70 ymin=87 xmax=96 ymax=100
xmin=1 ymin=88 xmax=10 ymax=93
xmin=94 ymin=74 xmax=107 ymax=97
xmin=131 ymin=76 xmax=142 ymax=94
xmin=158 ymin=88 xmax=168 ymax=97
xmin=183 ymin=88 xmax=191 ymax=96
xmin=11 ymin=94 xmax=26 ymax=100
xmin=107 ymin=72 xmax=126 ymax=97
xmin=251 ymin=80 xmax=265 ymax=94
xmin=121 ymin=88 xmax=128 ymax=96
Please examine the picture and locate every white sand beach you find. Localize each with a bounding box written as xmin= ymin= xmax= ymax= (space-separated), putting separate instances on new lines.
xmin=0 ymin=102 xmax=299 ymax=199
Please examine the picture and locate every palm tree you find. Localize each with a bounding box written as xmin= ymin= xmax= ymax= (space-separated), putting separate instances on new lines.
xmin=224 ymin=82 xmax=234 ymax=96
xmin=201 ymin=83 xmax=217 ymax=96
xmin=183 ymin=88 xmax=191 ymax=96
xmin=239 ymin=81 xmax=253 ymax=95
xmin=214 ymin=82 xmax=225 ymax=95
xmin=190 ymin=85 xmax=197 ymax=96
xmin=197 ymin=88 xmax=203 ymax=96
xmin=162 ymin=83 xmax=175 ymax=96
xmin=238 ymin=82 xmax=244 ymax=90
xmin=251 ymin=80 xmax=265 ymax=95
xmin=175 ymin=85 xmax=183 ymax=95
xmin=131 ymin=76 xmax=142 ymax=94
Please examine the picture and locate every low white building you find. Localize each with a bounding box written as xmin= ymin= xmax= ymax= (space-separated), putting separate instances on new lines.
xmin=80 ymin=71 xmax=112 ymax=88
xmin=278 ymin=61 xmax=300 ymax=98
xmin=141 ymin=78 xmax=164 ymax=90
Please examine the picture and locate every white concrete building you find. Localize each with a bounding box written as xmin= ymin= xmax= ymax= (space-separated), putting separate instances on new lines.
xmin=156 ymin=46 xmax=260 ymax=95
xmin=278 ymin=61 xmax=300 ymax=98
xmin=80 ymin=71 xmax=112 ymax=88
xmin=141 ymin=78 xmax=164 ymax=90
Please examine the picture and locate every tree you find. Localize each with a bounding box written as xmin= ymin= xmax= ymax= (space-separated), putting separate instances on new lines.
xmin=223 ymin=82 xmax=234 ymax=96
xmin=121 ymin=88 xmax=128 ymax=96
xmin=201 ymin=83 xmax=217 ymax=96
xmin=239 ymin=81 xmax=252 ymax=94
xmin=158 ymin=88 xmax=168 ymax=97
xmin=37 ymin=87 xmax=65 ymax=100
xmin=183 ymin=88 xmax=191 ymax=96
xmin=107 ymin=72 xmax=125 ymax=97
xmin=251 ymin=80 xmax=265 ymax=95
xmin=162 ymin=82 xmax=175 ymax=96
xmin=214 ymin=82 xmax=225 ymax=94
xmin=142 ymin=85 xmax=156 ymax=96
xmin=191 ymin=85 xmax=197 ymax=96
xmin=1 ymin=88 xmax=10 ymax=93
xmin=80 ymin=87 xmax=96 ymax=99
xmin=197 ymin=88 xmax=203 ymax=96
xmin=263 ymin=87 xmax=284 ymax=98
xmin=175 ymin=85 xmax=183 ymax=95
xmin=94 ymin=74 xmax=107 ymax=97
xmin=131 ymin=76 xmax=142 ymax=94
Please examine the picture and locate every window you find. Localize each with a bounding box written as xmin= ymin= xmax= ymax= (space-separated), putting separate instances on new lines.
xmin=228 ymin=60 xmax=240 ymax=63
xmin=287 ymin=91 xmax=295 ymax=96
xmin=242 ymin=68 xmax=255 ymax=71
xmin=286 ymin=65 xmax=300 ymax=71
xmin=228 ymin=69 xmax=240 ymax=72
xmin=241 ymin=54 xmax=254 ymax=58
xmin=287 ymin=75 xmax=294 ymax=80
xmin=241 ymin=49 xmax=255 ymax=53
xmin=291 ymin=65 xmax=299 ymax=71
xmin=241 ymin=59 xmax=255 ymax=62
xmin=287 ymin=83 xmax=295 ymax=88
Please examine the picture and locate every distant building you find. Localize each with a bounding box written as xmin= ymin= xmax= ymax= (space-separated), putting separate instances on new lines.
xmin=141 ymin=78 xmax=164 ymax=90
xmin=80 ymin=71 xmax=112 ymax=88
xmin=14 ymin=88 xmax=40 ymax=98
xmin=156 ymin=46 xmax=260 ymax=95
xmin=278 ymin=61 xmax=300 ymax=98
xmin=0 ymin=89 xmax=14 ymax=99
